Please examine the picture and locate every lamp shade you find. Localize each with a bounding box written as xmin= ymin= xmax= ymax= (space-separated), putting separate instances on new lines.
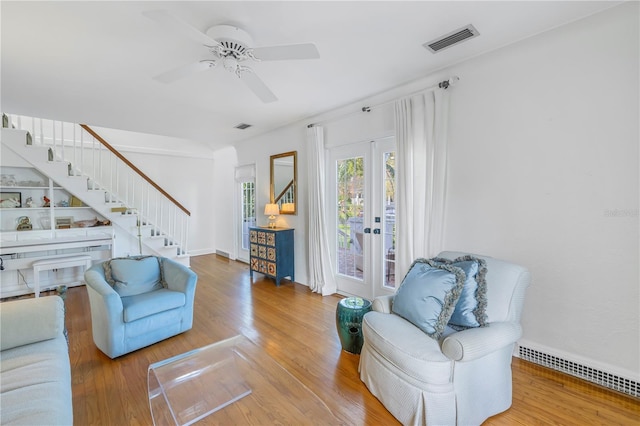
xmin=264 ymin=203 xmax=280 ymax=216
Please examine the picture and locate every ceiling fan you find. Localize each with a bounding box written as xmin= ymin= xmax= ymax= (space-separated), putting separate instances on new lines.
xmin=143 ymin=10 xmax=320 ymax=103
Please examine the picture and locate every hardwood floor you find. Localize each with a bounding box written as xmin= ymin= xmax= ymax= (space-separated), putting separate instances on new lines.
xmin=61 ymin=254 xmax=639 ymax=425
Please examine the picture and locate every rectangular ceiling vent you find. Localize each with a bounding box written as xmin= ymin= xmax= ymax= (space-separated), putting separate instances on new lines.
xmin=234 ymin=123 xmax=252 ymax=130
xmin=423 ymin=24 xmax=479 ymax=53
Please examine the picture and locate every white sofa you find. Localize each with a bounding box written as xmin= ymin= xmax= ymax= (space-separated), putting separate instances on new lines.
xmin=0 ymin=296 xmax=73 ymax=425
xmin=359 ymin=251 xmax=530 ymax=426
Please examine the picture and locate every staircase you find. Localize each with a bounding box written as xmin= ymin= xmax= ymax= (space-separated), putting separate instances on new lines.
xmin=1 ymin=114 xmax=190 ymax=265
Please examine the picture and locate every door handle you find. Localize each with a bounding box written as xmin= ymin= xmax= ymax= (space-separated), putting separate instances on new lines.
xmin=364 ymin=228 xmax=371 ymax=234
xmin=373 ymin=228 xmax=381 ymax=235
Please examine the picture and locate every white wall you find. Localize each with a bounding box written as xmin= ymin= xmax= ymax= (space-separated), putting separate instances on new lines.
xmin=214 ymin=3 xmax=639 ymax=378
xmin=445 ymin=3 xmax=639 ymax=378
xmin=211 ymin=145 xmax=238 ymax=257
xmin=231 ymin=125 xmax=310 ymax=280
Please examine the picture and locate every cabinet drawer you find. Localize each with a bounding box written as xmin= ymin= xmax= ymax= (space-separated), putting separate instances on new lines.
xmin=267 ymin=262 xmax=276 ymax=275
xmin=257 ymin=231 xmax=266 ymax=245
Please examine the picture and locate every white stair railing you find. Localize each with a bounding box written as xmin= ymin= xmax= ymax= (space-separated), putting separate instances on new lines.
xmin=4 ymin=114 xmax=190 ymax=256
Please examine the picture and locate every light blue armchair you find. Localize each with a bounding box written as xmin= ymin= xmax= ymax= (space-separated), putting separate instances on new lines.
xmin=84 ymin=256 xmax=197 ymax=359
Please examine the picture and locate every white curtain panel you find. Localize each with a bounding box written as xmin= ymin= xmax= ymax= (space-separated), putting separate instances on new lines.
xmin=307 ymin=126 xmax=337 ymax=295
xmin=395 ymin=89 xmax=450 ymax=279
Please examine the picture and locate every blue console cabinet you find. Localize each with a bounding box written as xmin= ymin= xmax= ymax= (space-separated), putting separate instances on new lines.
xmin=249 ymin=227 xmax=294 ymax=286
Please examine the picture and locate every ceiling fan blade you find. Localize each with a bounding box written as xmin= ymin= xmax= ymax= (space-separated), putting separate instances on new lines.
xmin=154 ymin=61 xmax=215 ymax=84
xmin=240 ymin=71 xmax=278 ymax=103
xmin=143 ymin=9 xmax=217 ymax=46
xmin=251 ymin=43 xmax=320 ymax=61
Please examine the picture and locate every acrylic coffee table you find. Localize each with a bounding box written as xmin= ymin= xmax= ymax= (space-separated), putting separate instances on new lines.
xmin=148 ymin=334 xmax=340 ymax=425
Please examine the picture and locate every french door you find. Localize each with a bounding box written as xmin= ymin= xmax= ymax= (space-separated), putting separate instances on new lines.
xmin=328 ymin=137 xmax=397 ymax=299
xmin=235 ymin=163 xmax=256 ymax=262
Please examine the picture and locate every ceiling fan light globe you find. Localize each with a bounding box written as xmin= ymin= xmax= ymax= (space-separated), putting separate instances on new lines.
xmin=223 ymin=57 xmax=238 ymax=72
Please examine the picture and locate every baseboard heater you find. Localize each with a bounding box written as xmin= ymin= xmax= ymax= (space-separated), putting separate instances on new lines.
xmin=518 ymin=345 xmax=638 ymax=398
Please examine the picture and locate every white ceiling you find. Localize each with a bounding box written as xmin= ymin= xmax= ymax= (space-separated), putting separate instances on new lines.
xmin=1 ymin=1 xmax=623 ymax=151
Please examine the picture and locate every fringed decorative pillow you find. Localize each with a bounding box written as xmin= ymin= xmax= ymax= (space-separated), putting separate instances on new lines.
xmin=391 ymin=258 xmax=465 ymax=339
xmin=432 ymin=255 xmax=488 ymax=329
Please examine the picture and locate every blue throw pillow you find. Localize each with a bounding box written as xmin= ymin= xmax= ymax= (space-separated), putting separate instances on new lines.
xmin=392 ymin=259 xmax=465 ymax=339
xmin=433 ymin=255 xmax=488 ymax=329
xmin=103 ymin=256 xmax=164 ymax=297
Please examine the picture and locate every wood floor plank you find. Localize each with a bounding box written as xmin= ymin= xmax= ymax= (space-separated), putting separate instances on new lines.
xmin=54 ymin=254 xmax=640 ymax=425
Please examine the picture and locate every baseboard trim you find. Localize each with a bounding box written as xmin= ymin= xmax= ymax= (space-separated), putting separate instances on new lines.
xmin=188 ymin=248 xmax=216 ymax=256
xmin=215 ymin=249 xmax=230 ymax=258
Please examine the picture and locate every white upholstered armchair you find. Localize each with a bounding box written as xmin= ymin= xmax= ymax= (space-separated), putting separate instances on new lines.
xmin=359 ymin=251 xmax=530 ymax=426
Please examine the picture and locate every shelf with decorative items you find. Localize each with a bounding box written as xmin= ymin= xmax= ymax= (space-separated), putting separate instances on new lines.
xmin=0 ymin=166 xmax=108 ymax=233
xmin=0 ymin=166 xmax=114 ymax=298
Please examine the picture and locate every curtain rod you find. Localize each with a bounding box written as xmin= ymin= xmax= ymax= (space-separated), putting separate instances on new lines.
xmin=308 ymin=76 xmax=459 ymax=128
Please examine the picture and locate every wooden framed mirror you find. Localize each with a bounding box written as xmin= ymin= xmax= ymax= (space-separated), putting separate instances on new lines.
xmin=270 ymin=151 xmax=297 ymax=215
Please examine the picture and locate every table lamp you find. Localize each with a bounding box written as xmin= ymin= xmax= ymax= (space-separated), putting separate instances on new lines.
xmin=264 ymin=203 xmax=279 ymax=228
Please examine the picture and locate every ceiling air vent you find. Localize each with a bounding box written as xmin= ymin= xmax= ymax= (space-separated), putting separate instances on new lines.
xmin=234 ymin=123 xmax=252 ymax=130
xmin=423 ymin=24 xmax=479 ymax=53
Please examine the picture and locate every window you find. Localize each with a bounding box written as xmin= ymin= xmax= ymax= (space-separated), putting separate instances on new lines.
xmin=241 ymin=181 xmax=256 ymax=251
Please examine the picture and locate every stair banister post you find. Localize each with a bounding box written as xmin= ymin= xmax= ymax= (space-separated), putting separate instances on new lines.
xmin=92 ymin=136 xmax=96 ymax=190
xmin=109 ymin=153 xmax=113 ymax=203
xmin=159 ymin=197 xmax=164 ymax=239
xmin=98 ymin=141 xmax=102 ymax=186
xmin=80 ymin=127 xmax=85 ymax=176
xmin=155 ymin=190 xmax=159 ymax=235
xmin=125 ymin=167 xmax=129 ymax=206
xmin=180 ymin=214 xmax=185 ymax=254
xmin=132 ymin=175 xmax=136 ymax=214
xmin=117 ymin=159 xmax=121 ymax=202
xmin=145 ymin=183 xmax=150 ymax=223
xmin=171 ymin=202 xmax=175 ymax=243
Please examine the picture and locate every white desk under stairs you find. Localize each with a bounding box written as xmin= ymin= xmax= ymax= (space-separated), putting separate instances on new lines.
xmin=0 ymin=228 xmax=114 ymax=298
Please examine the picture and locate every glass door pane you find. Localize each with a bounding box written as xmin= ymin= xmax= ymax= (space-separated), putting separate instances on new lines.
xmin=237 ymin=180 xmax=256 ymax=262
xmin=336 ymin=156 xmax=365 ymax=280
xmin=241 ymin=182 xmax=256 ymax=251
xmin=382 ymin=150 xmax=396 ymax=289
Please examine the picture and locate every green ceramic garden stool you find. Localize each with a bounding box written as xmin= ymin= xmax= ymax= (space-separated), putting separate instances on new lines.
xmin=336 ymin=297 xmax=372 ymax=354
